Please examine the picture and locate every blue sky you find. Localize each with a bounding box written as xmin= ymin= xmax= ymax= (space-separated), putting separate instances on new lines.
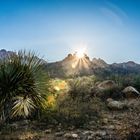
xmin=0 ymin=0 xmax=140 ymax=63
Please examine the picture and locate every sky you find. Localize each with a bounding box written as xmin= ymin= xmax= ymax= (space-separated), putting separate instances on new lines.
xmin=0 ymin=0 xmax=140 ymax=63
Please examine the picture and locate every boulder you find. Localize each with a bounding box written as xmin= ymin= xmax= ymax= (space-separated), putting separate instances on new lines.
xmin=122 ymin=86 xmax=140 ymax=98
xmin=97 ymin=80 xmax=116 ymax=90
xmin=107 ymin=98 xmax=127 ymax=110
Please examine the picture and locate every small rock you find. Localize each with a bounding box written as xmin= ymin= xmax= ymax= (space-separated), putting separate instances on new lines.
xmin=89 ymin=121 xmax=96 ymax=125
xmin=87 ymin=136 xmax=93 ymax=140
xmin=95 ymin=136 xmax=102 ymax=140
xmin=96 ymin=130 xmax=106 ymax=136
xmin=83 ymin=130 xmax=94 ymax=135
xmin=64 ymin=133 xmax=72 ymax=138
xmin=102 ymin=118 xmax=108 ymax=124
xmin=56 ymin=126 xmax=62 ymax=132
xmin=72 ymin=133 xmax=78 ymax=138
xmin=55 ymin=132 xmax=65 ymax=137
xmin=115 ymin=125 xmax=122 ymax=130
xmin=108 ymin=125 xmax=115 ymax=130
xmin=68 ymin=126 xmax=75 ymax=130
xmin=107 ymin=98 xmax=127 ymax=110
xmin=45 ymin=129 xmax=52 ymax=134
xmin=64 ymin=133 xmax=79 ymax=139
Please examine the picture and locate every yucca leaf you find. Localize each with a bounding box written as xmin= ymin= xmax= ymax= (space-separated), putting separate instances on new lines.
xmin=11 ymin=96 xmax=36 ymax=117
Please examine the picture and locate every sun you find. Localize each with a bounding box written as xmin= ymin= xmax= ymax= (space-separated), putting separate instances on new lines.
xmin=76 ymin=48 xmax=86 ymax=59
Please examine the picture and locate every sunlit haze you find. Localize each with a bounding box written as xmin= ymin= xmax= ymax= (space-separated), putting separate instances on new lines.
xmin=75 ymin=46 xmax=87 ymax=59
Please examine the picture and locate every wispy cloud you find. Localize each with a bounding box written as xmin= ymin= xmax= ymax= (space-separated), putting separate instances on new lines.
xmin=100 ymin=1 xmax=128 ymax=26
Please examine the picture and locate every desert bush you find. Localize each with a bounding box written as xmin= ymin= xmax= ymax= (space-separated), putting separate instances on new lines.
xmin=39 ymin=77 xmax=105 ymax=127
xmin=109 ymin=74 xmax=140 ymax=91
xmin=55 ymin=94 xmax=104 ymax=127
xmin=67 ymin=76 xmax=96 ymax=100
xmin=0 ymin=51 xmax=49 ymax=122
xmin=40 ymin=94 xmax=104 ymax=127
xmin=101 ymin=86 xmax=123 ymax=100
xmin=133 ymin=75 xmax=140 ymax=91
xmin=67 ymin=75 xmax=126 ymax=101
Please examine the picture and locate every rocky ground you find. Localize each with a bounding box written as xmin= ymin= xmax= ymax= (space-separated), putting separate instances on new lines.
xmin=40 ymin=105 xmax=140 ymax=140
xmin=0 ymin=98 xmax=139 ymax=140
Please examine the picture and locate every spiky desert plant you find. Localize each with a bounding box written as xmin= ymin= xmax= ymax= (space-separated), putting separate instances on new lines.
xmin=0 ymin=51 xmax=49 ymax=121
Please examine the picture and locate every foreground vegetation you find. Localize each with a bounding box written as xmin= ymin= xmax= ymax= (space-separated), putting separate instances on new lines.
xmin=0 ymin=51 xmax=50 ymax=122
xmin=0 ymin=51 xmax=140 ymax=139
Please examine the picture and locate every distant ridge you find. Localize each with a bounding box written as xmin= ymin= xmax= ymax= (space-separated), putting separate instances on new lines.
xmin=0 ymin=49 xmax=15 ymax=59
xmin=1 ymin=50 xmax=140 ymax=78
xmin=0 ymin=49 xmax=47 ymax=64
xmin=45 ymin=53 xmax=140 ymax=77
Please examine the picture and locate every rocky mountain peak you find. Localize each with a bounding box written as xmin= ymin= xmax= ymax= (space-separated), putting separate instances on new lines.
xmin=62 ymin=53 xmax=90 ymax=62
xmin=125 ymin=61 xmax=137 ymax=67
xmin=92 ymin=58 xmax=108 ymax=68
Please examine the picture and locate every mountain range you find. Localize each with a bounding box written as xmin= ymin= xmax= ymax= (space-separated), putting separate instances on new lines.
xmin=45 ymin=53 xmax=140 ymax=78
xmin=1 ymin=49 xmax=140 ymax=78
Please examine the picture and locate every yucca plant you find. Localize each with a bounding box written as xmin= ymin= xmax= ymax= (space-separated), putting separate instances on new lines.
xmin=0 ymin=51 xmax=49 ymax=121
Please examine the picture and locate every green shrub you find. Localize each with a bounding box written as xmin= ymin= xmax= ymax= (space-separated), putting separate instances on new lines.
xmin=67 ymin=76 xmax=96 ymax=100
xmin=40 ymin=92 xmax=105 ymax=128
xmin=133 ymin=75 xmax=140 ymax=91
xmin=0 ymin=51 xmax=49 ymax=122
xmin=37 ymin=76 xmax=106 ymax=127
xmin=102 ymin=87 xmax=123 ymax=100
xmin=55 ymin=95 xmax=104 ymax=127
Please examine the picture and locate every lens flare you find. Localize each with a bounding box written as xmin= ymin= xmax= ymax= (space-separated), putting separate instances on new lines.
xmin=54 ymin=86 xmax=60 ymax=91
